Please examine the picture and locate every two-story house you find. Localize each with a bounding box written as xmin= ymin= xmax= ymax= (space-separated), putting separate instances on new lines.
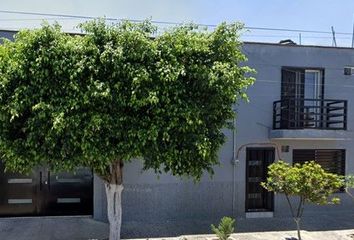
xmin=237 ymin=42 xmax=352 ymax=218
xmin=0 ymin=29 xmax=353 ymax=235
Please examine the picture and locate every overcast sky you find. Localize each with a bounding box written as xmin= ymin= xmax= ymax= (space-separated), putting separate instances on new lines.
xmin=1 ymin=0 xmax=354 ymax=46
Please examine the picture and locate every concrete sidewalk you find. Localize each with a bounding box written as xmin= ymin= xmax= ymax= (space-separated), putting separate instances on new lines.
xmin=1 ymin=212 xmax=354 ymax=240
xmin=0 ymin=216 xmax=109 ymax=240
xmin=162 ymin=230 xmax=354 ymax=240
xmin=123 ymin=212 xmax=354 ymax=238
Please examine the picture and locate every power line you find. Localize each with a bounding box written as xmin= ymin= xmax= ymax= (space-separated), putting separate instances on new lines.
xmin=0 ymin=10 xmax=113 ymax=21
xmin=246 ymin=26 xmax=352 ymax=36
xmin=0 ymin=10 xmax=213 ymax=27
xmin=0 ymin=12 xmax=353 ymax=89
xmin=0 ymin=9 xmax=353 ymax=36
xmin=0 ymin=17 xmax=80 ymax=21
xmin=243 ymin=34 xmax=351 ymax=40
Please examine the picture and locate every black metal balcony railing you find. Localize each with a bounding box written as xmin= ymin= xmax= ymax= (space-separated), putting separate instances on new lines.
xmin=273 ymin=98 xmax=347 ymax=130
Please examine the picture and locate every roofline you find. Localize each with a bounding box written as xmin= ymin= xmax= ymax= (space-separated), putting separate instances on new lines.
xmin=0 ymin=29 xmax=18 ymax=33
xmin=244 ymin=41 xmax=354 ymax=50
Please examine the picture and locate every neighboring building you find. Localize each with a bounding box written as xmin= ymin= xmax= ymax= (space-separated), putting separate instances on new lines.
xmin=0 ymin=29 xmax=15 ymax=42
xmin=0 ymin=29 xmax=354 ymax=233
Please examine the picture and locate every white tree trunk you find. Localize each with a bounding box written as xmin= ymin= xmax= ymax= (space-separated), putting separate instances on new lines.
xmin=105 ymin=183 xmax=124 ymax=240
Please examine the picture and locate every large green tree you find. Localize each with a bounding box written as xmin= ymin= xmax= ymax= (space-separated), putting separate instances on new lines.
xmin=0 ymin=20 xmax=254 ymax=240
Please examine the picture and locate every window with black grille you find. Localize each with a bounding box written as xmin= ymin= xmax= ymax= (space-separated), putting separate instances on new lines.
xmin=293 ymin=149 xmax=345 ymax=176
xmin=293 ymin=149 xmax=345 ymax=192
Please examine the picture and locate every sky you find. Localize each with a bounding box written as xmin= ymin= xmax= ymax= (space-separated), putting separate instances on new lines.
xmin=1 ymin=0 xmax=354 ymax=47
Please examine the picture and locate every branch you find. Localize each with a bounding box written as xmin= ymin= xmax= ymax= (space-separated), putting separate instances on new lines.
xmin=296 ymin=196 xmax=304 ymax=219
xmin=285 ymin=194 xmax=296 ymax=219
xmin=299 ymin=200 xmax=305 ymax=219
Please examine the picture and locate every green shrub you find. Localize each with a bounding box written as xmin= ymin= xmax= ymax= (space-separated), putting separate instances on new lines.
xmin=211 ymin=216 xmax=235 ymax=240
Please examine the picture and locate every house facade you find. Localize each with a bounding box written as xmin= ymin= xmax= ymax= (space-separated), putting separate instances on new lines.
xmin=0 ymin=29 xmax=354 ymax=232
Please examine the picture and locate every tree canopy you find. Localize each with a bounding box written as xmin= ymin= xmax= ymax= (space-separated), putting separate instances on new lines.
xmin=0 ymin=20 xmax=254 ymax=181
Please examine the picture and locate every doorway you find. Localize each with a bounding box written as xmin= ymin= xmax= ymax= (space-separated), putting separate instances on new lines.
xmin=245 ymin=148 xmax=274 ymax=212
xmin=281 ymin=67 xmax=324 ymax=128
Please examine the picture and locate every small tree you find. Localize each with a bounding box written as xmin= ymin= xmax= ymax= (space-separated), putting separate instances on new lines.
xmin=0 ymin=20 xmax=254 ymax=240
xmin=262 ymin=161 xmax=343 ymax=240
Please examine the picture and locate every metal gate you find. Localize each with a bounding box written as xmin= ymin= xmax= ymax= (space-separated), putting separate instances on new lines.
xmin=245 ymin=148 xmax=274 ymax=212
xmin=0 ymin=161 xmax=93 ymax=216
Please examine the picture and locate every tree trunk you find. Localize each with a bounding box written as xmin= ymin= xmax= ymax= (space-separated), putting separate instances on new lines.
xmin=105 ymin=183 xmax=124 ymax=240
xmin=295 ymin=218 xmax=301 ymax=240
xmin=104 ymin=160 xmax=124 ymax=240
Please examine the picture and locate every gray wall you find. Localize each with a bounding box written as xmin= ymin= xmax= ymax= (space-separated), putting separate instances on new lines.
xmin=237 ymin=43 xmax=354 ymax=216
xmin=93 ymin=42 xmax=354 ymax=224
xmin=94 ymin=127 xmax=236 ymax=222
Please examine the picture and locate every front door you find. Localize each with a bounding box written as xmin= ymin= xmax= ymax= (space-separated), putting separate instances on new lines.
xmin=245 ymin=148 xmax=274 ymax=212
xmin=0 ymin=161 xmax=93 ymax=216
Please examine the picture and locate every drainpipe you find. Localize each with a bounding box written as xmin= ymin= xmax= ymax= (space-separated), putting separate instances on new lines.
xmin=231 ymin=109 xmax=239 ymax=217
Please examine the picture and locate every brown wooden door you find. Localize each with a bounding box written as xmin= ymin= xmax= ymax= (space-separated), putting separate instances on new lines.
xmin=246 ymin=148 xmax=274 ymax=212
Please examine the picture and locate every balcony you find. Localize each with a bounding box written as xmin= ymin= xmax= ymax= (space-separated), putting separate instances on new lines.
xmin=271 ymin=98 xmax=349 ymax=140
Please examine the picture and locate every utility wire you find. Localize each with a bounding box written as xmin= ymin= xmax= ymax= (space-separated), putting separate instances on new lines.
xmin=246 ymin=26 xmax=352 ymax=36
xmin=243 ymin=34 xmax=351 ymax=40
xmin=0 ymin=17 xmax=80 ymax=21
xmin=0 ymin=9 xmax=353 ymax=36
xmin=0 ymin=10 xmax=114 ymax=21
xmin=0 ymin=10 xmax=211 ymax=27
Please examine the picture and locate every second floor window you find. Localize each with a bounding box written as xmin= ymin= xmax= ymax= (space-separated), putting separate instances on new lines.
xmin=281 ymin=67 xmax=324 ymax=128
xmin=281 ymin=67 xmax=324 ymax=100
xmin=273 ymin=67 xmax=347 ymax=130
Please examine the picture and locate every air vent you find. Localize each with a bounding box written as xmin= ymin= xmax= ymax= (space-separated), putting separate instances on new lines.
xmin=344 ymin=66 xmax=354 ymax=75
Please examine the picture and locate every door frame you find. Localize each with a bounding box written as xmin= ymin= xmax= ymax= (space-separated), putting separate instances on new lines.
xmin=245 ymin=147 xmax=275 ymax=212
